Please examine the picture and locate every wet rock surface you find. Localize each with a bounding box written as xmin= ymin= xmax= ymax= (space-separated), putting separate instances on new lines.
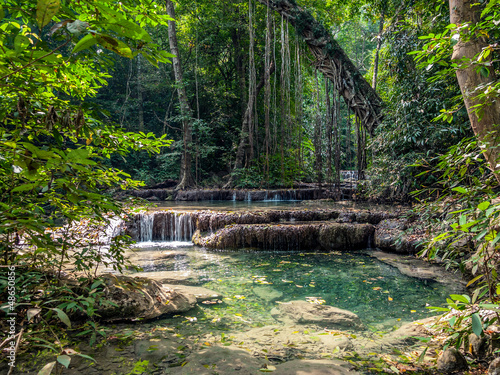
xmin=193 ymin=222 xmax=375 ymax=251
xmin=97 ymin=274 xmax=197 ymax=321
xmin=163 ymin=284 xmax=222 ymax=302
xmin=272 ymin=301 xmax=365 ymax=330
xmin=369 ymin=251 xmax=465 ymax=289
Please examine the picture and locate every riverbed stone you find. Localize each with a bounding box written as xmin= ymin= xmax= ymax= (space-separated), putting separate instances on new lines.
xmin=370 ymin=251 xmax=465 ymax=289
xmin=273 ymin=359 xmax=358 ymax=375
xmin=489 ymin=357 xmax=500 ymax=375
xmin=437 ymin=348 xmax=468 ymax=373
xmin=134 ymin=338 xmax=179 ymax=363
xmin=163 ymin=284 xmax=222 ymax=302
xmin=273 ymin=301 xmax=364 ymax=330
xmin=131 ymin=270 xmax=202 ymax=285
xmin=97 ymin=274 xmax=196 ymax=321
xmin=163 ymin=346 xmax=264 ymax=374
xmin=253 ymin=285 xmax=283 ymax=302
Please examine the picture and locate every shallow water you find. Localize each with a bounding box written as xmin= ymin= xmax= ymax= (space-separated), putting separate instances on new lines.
xmin=148 ymin=199 xmax=405 ymax=213
xmin=125 ymin=241 xmax=458 ymax=332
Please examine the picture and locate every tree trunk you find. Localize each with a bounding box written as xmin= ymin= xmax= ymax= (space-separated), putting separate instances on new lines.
xmin=137 ymin=55 xmax=145 ymax=132
xmin=256 ymin=0 xmax=383 ymax=135
xmin=314 ymin=70 xmax=322 ymax=186
xmin=227 ymin=61 xmax=276 ymax=187
xmin=166 ymin=0 xmax=195 ymax=190
xmin=449 ymin=0 xmax=500 ymax=183
xmin=372 ymin=12 xmax=384 ymax=90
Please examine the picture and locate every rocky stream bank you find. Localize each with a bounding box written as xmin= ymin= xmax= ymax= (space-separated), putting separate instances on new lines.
xmin=7 ymin=202 xmax=486 ymax=375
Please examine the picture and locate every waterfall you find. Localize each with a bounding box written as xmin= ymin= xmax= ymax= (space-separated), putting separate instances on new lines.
xmin=246 ymin=192 xmax=252 ymax=202
xmin=232 ymin=192 xmax=236 ymax=202
xmin=137 ymin=212 xmax=195 ymax=242
xmin=139 ymin=213 xmax=155 ymax=242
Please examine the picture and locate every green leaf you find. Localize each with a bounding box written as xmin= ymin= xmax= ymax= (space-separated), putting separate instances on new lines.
xmin=14 ymin=35 xmax=30 ymax=52
xmin=37 ymin=361 xmax=56 ymax=375
xmin=479 ymin=66 xmax=490 ymax=78
xmin=66 ymin=148 xmax=90 ymax=161
xmin=478 ymin=201 xmax=490 ymax=211
xmin=466 ymin=274 xmax=484 ymax=287
xmin=11 ymin=183 xmax=37 ymax=192
xmin=36 ymin=0 xmax=60 ymax=28
xmin=0 ymin=5 xmax=4 ymax=21
xmin=106 ymin=19 xmax=152 ymax=42
xmin=52 ymin=308 xmax=71 ymax=328
xmin=72 ymin=34 xmax=98 ymax=54
xmin=450 ymin=294 xmax=470 ymax=304
xmin=452 ymin=187 xmax=467 ymax=194
xmin=57 ymin=355 xmax=71 ymax=368
xmin=95 ymin=34 xmax=133 ymax=58
xmin=75 ymin=353 xmax=95 ymax=362
xmin=471 ymin=313 xmax=483 ymax=337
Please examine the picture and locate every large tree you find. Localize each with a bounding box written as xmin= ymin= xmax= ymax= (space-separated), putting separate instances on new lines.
xmin=166 ymin=0 xmax=195 ymax=189
xmin=449 ymin=0 xmax=500 ymax=183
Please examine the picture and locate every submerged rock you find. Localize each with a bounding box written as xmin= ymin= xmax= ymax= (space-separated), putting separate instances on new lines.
xmin=369 ymin=251 xmax=465 ymax=288
xmin=97 ymin=274 xmax=196 ymax=321
xmin=163 ymin=346 xmax=264 ymax=374
xmin=253 ymin=285 xmax=283 ymax=302
xmin=273 ymin=301 xmax=365 ymax=330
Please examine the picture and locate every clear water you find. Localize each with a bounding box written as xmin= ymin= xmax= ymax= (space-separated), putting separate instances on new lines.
xmin=151 ymin=200 xmax=304 ymax=211
xmin=148 ymin=199 xmax=404 ymax=213
xmin=125 ymin=242 xmax=458 ymax=332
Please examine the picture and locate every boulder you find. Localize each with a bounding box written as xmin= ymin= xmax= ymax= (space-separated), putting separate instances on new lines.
xmin=273 ymin=301 xmax=364 ymax=330
xmin=163 ymin=284 xmax=222 ymax=303
xmin=437 ymin=348 xmax=468 ymax=373
xmin=97 ymin=274 xmax=196 ymax=321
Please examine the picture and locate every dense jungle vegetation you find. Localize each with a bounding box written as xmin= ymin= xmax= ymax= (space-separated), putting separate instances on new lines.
xmin=1 ymin=0 xmax=500 ymax=373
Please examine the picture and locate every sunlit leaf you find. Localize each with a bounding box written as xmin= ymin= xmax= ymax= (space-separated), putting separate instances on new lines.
xmin=36 ymin=0 xmax=60 ymax=28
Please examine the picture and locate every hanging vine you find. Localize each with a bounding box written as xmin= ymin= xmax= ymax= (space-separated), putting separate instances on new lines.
xmin=264 ymin=0 xmax=272 ymax=184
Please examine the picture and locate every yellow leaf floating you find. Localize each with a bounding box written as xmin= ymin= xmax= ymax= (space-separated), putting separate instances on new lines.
xmin=372 ymin=287 xmax=382 ymax=291
xmin=388 ymin=297 xmax=393 ymax=301
xmin=411 ymin=310 xmax=416 ymax=313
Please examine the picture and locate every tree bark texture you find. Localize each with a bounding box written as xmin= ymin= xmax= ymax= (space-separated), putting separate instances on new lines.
xmin=449 ymin=0 xmax=500 ymax=183
xmin=166 ymin=0 xmax=195 ymax=189
xmin=256 ymin=0 xmax=383 ymax=135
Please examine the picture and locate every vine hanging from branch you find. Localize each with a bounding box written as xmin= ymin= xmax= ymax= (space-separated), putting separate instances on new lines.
xmin=256 ymin=0 xmax=383 ymax=135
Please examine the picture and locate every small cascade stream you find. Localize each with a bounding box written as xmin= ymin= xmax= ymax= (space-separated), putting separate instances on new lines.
xmin=138 ymin=211 xmax=195 ymax=243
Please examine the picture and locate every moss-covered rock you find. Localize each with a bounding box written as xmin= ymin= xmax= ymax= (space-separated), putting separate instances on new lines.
xmin=97 ymin=274 xmax=196 ymax=321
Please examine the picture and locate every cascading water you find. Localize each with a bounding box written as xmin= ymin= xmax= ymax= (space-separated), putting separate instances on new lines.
xmin=139 ymin=213 xmax=155 ymax=242
xmin=138 ymin=212 xmax=195 ymax=243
